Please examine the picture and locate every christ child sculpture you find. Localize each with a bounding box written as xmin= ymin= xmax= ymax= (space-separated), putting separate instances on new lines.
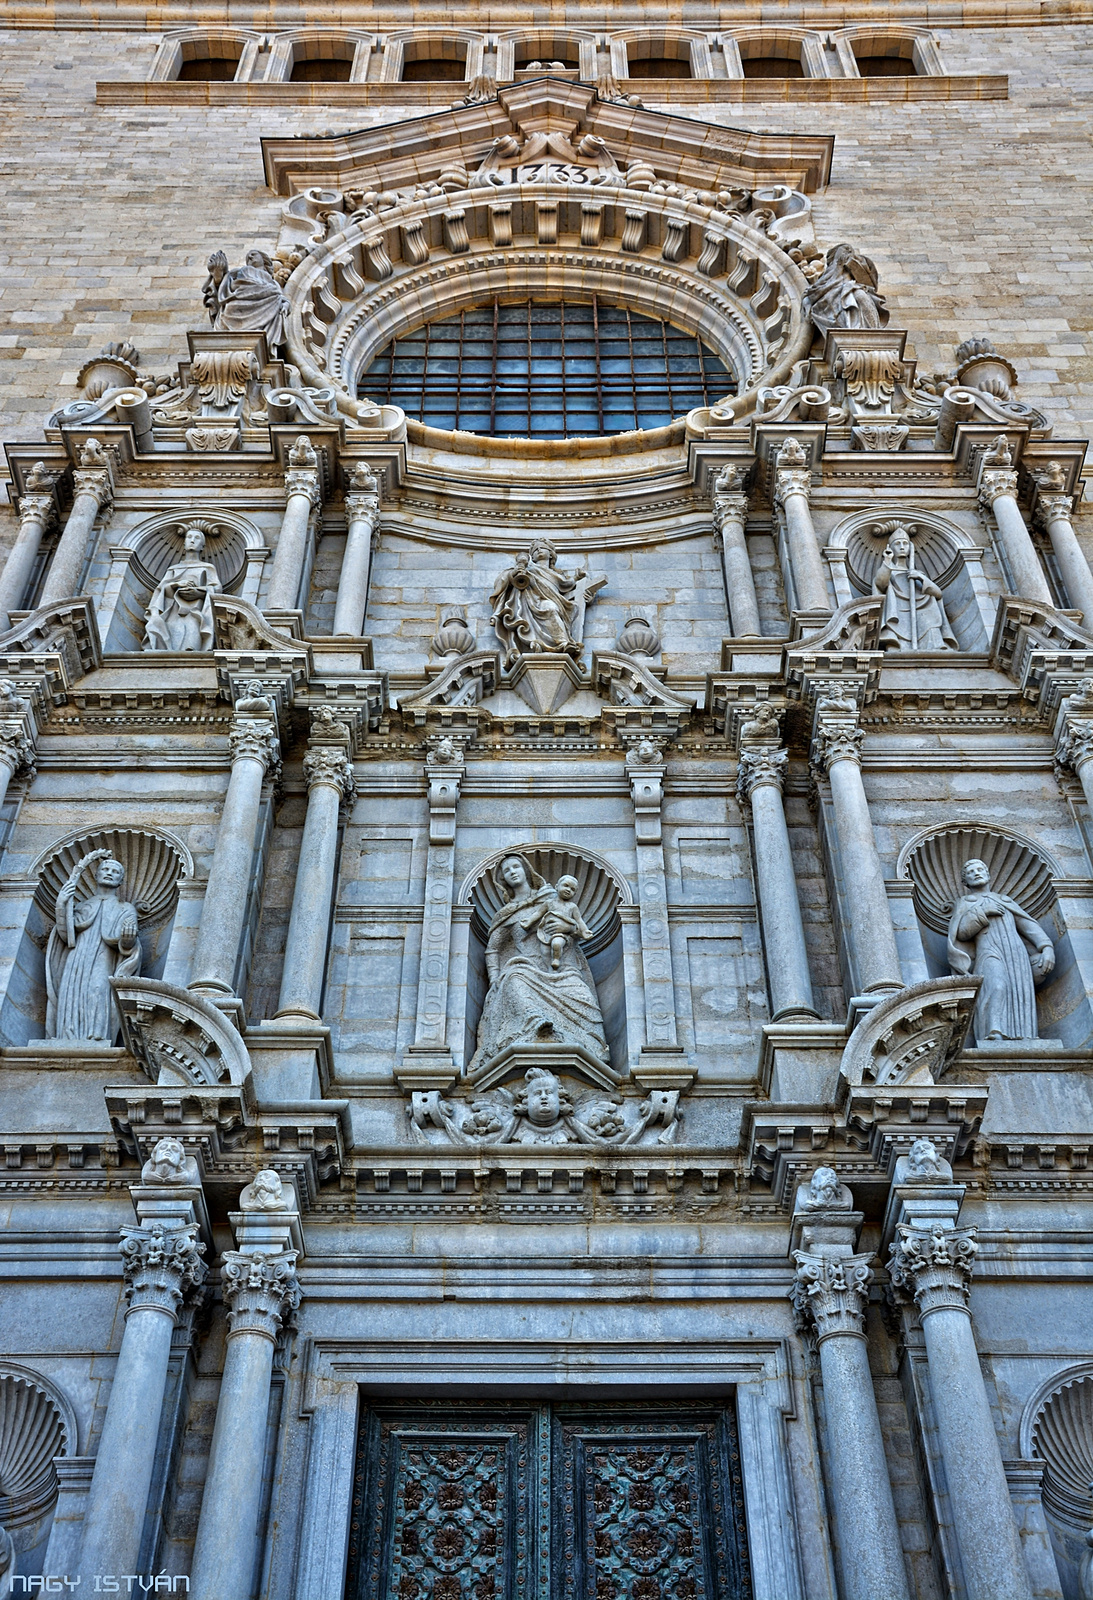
xmin=535 ymin=875 xmax=591 ymax=969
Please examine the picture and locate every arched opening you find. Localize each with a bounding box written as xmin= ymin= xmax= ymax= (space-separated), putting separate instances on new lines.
xmin=515 ymin=43 xmax=579 ymax=69
xmin=290 ymin=54 xmax=354 ymax=83
xmin=401 ymin=42 xmax=468 ymax=82
xmin=852 ymin=38 xmax=919 ymax=76
xmin=177 ymin=51 xmax=241 ymax=81
xmin=356 ymin=298 xmax=737 ymax=440
xmin=739 ymin=39 xmax=806 ymax=78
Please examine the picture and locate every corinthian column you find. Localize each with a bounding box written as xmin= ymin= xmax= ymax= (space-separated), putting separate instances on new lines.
xmin=737 ymin=721 xmax=816 ymax=1019
xmin=189 ymin=686 xmax=279 ymax=1000
xmin=78 ymin=1142 xmax=207 ymax=1583
xmin=0 ymin=462 xmax=57 ymax=628
xmin=887 ymin=1144 xmax=1033 ymax=1600
xmin=189 ymin=1173 xmax=301 ymax=1600
xmin=275 ymin=739 xmax=354 ymax=1021
xmin=712 ymin=466 xmax=761 ymax=637
xmin=40 ymin=439 xmax=114 ymax=606
xmin=266 ymin=435 xmax=321 ymax=612
xmin=774 ymin=437 xmax=828 ymax=614
xmin=813 ymin=697 xmax=902 ymax=995
xmin=1034 ymin=480 xmax=1093 ymax=628
xmin=792 ymin=1251 xmax=911 ymax=1600
xmin=978 ymin=439 xmax=1052 ymax=606
xmin=332 ymin=463 xmax=380 ymax=637
xmin=1057 ymin=679 xmax=1093 ymax=813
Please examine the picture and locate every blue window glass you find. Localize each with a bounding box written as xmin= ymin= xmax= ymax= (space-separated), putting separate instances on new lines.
xmin=357 ymin=298 xmax=737 ymax=439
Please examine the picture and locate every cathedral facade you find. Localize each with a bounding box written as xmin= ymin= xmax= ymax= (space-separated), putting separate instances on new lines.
xmin=2 ymin=5 xmax=1093 ymax=1598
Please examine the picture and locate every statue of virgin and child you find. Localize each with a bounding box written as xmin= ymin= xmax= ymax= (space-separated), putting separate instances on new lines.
xmin=468 ymin=852 xmax=608 ymax=1074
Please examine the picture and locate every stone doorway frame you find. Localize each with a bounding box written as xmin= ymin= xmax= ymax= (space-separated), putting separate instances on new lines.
xmin=287 ymin=1336 xmax=807 ymax=1600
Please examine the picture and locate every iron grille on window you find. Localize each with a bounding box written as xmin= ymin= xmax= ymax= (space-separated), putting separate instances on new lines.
xmin=356 ymin=298 xmax=737 ymax=439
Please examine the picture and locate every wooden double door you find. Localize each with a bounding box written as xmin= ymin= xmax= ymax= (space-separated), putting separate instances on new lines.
xmin=345 ymin=1400 xmax=752 ymax=1600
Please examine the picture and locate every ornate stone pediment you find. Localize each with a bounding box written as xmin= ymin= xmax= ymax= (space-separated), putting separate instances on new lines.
xmin=990 ymin=595 xmax=1093 ymax=704
xmin=839 ymin=977 xmax=982 ymax=1088
xmin=112 ymin=977 xmax=253 ymax=1087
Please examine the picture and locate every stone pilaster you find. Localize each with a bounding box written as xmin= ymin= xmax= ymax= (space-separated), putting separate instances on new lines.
xmin=712 ymin=466 xmax=760 ymax=637
xmin=737 ymin=736 xmax=816 ymax=1020
xmin=267 ymin=434 xmax=322 ymax=612
xmin=812 ymin=697 xmax=902 ymax=997
xmin=276 ymin=738 xmax=355 ymax=1022
xmin=773 ymin=438 xmax=828 ymax=613
xmin=189 ymin=694 xmax=280 ymax=1003
xmin=625 ymin=739 xmax=686 ymax=1080
xmin=333 ymin=463 xmax=380 ymax=637
xmin=401 ymin=735 xmax=467 ymax=1089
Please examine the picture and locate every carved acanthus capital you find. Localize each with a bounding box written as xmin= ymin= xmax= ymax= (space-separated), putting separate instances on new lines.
xmin=1034 ymin=492 xmax=1075 ymax=533
xmin=1057 ymin=714 xmax=1093 ymax=774
xmin=791 ymin=1250 xmax=874 ymax=1341
xmin=17 ymin=493 xmax=56 ymax=533
xmin=887 ymin=1223 xmax=978 ymax=1317
xmin=978 ymin=468 xmax=1019 ymax=512
xmin=191 ymin=349 xmax=260 ymax=413
xmin=737 ymin=744 xmax=787 ymax=801
xmin=344 ymin=491 xmax=380 ymax=527
xmin=0 ymin=721 xmax=34 ymax=778
xmin=228 ymin=715 xmax=280 ymax=773
xmin=221 ymin=1248 xmax=301 ymax=1340
xmin=71 ymin=467 xmax=114 ymax=518
xmin=119 ymin=1221 xmax=207 ymax=1318
xmin=774 ymin=467 xmax=812 ymax=509
xmin=285 ymin=467 xmax=321 ymax=509
xmin=303 ymin=744 xmax=355 ymax=800
xmin=813 ymin=707 xmax=864 ymax=772
xmin=712 ymin=490 xmax=749 ymax=546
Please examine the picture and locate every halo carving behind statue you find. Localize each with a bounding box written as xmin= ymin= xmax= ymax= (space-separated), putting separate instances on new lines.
xmin=897 ymin=825 xmax=1057 ymax=935
xmin=32 ymin=828 xmax=193 ymax=928
xmin=0 ymin=1363 xmax=76 ymax=1527
xmin=1030 ymin=1370 xmax=1093 ymax=1526
xmin=461 ymin=842 xmax=629 ymax=955
xmin=131 ymin=518 xmax=248 ymax=593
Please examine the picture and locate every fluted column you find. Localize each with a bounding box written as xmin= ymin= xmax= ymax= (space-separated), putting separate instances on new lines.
xmin=813 ymin=698 xmax=902 ymax=994
xmin=738 ymin=736 xmax=816 ymax=1019
xmin=78 ymin=1159 xmax=207 ymax=1583
xmin=712 ymin=466 xmax=761 ymax=637
xmin=889 ymin=1222 xmax=1033 ymax=1600
xmin=276 ymin=741 xmax=354 ymax=1021
xmin=189 ymin=1180 xmax=301 ymax=1600
xmin=792 ymin=1250 xmax=911 ymax=1600
xmin=332 ymin=464 xmax=380 ymax=637
xmin=0 ymin=463 xmax=57 ymax=628
xmin=774 ymin=438 xmax=828 ymax=614
xmin=39 ymin=441 xmax=114 ymax=606
xmin=978 ymin=440 xmax=1052 ymax=606
xmin=266 ymin=435 xmax=321 ymax=612
xmin=189 ymin=689 xmax=279 ymax=999
xmin=1035 ymin=484 xmax=1093 ymax=627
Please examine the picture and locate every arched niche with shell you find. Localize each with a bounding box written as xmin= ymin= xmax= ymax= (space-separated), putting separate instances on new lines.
xmin=825 ymin=509 xmax=995 ymax=651
xmin=898 ymin=823 xmax=1093 ymax=1047
xmin=0 ymin=1363 xmax=77 ymax=1566
xmin=458 ymin=844 xmax=632 ymax=1074
xmin=99 ymin=510 xmax=266 ymax=654
xmin=0 ymin=828 xmax=192 ymax=1047
xmin=1019 ymin=1363 xmax=1093 ymax=1591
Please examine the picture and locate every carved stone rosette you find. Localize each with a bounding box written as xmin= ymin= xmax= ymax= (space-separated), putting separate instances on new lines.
xmin=791 ymin=1250 xmax=874 ymax=1342
xmin=221 ymin=1249 xmax=301 ymax=1341
xmin=302 ymin=744 xmax=355 ymax=801
xmin=119 ymin=1221 xmax=207 ymax=1318
xmin=887 ymin=1223 xmax=978 ymax=1317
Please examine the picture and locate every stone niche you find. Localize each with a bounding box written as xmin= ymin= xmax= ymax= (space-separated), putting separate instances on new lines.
xmin=100 ymin=513 xmax=260 ymax=654
xmin=899 ymin=824 xmax=1093 ymax=1048
xmin=461 ymin=843 xmax=629 ymax=1075
xmin=0 ymin=827 xmax=191 ymax=1046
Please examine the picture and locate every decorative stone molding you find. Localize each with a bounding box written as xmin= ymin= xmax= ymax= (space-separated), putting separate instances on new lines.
xmin=221 ymin=1248 xmax=301 ymax=1340
xmin=119 ymin=1220 xmax=207 ymax=1317
xmin=887 ymin=1223 xmax=977 ymax=1316
xmin=897 ymin=824 xmax=1057 ymax=935
xmin=839 ymin=976 xmax=981 ymax=1087
xmin=791 ymin=1250 xmax=874 ymax=1341
xmin=302 ymin=744 xmax=355 ymax=800
xmin=191 ymin=349 xmax=261 ymax=414
xmin=0 ymin=1365 xmax=76 ymax=1528
xmin=112 ymin=976 xmax=253 ymax=1087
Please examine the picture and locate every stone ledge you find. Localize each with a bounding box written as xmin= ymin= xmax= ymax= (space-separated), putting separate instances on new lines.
xmin=95 ymin=74 xmax=1008 ymax=108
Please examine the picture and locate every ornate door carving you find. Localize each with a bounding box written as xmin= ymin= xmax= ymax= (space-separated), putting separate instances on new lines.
xmin=344 ymin=1402 xmax=751 ymax=1600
